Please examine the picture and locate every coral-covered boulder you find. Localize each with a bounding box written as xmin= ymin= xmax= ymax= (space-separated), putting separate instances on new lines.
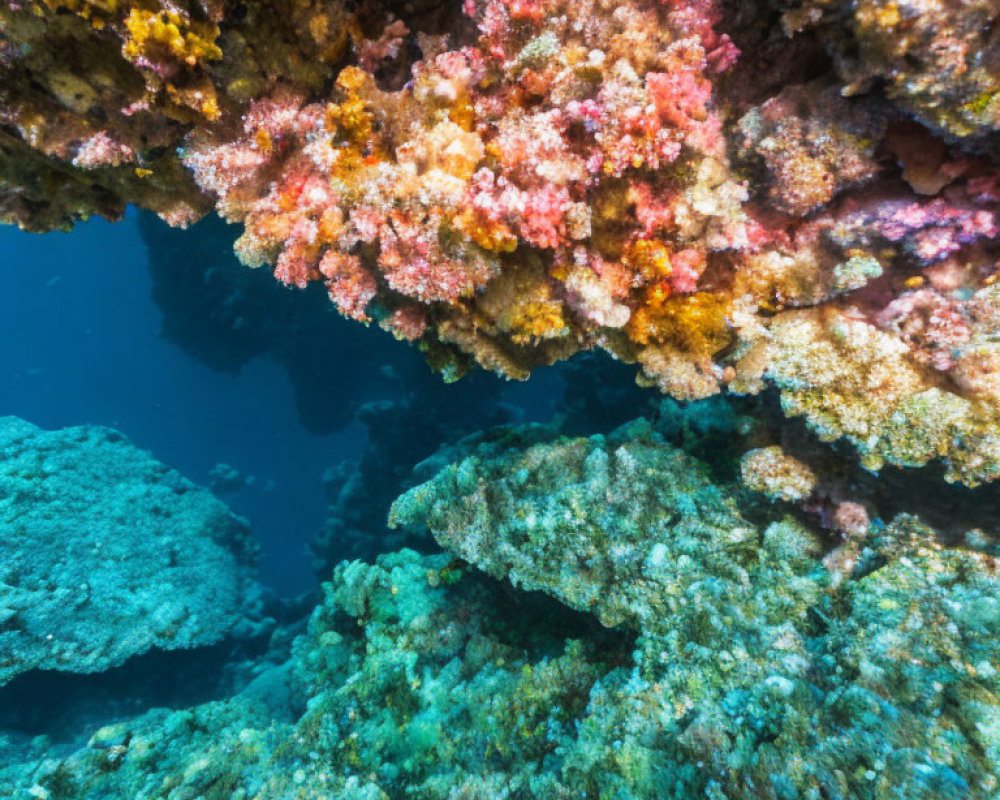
xmin=1 ymin=501 xmax=998 ymax=798
xmin=391 ymin=423 xmax=1000 ymax=799
xmin=390 ymin=418 xmax=821 ymax=633
xmin=0 ymin=417 xmax=262 ymax=684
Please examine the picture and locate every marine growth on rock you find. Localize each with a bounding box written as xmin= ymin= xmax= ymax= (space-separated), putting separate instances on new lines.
xmin=2 ymin=2 xmax=1000 ymax=797
xmin=3 ymin=0 xmax=1000 ymax=483
xmin=0 ymin=417 xmax=265 ymax=685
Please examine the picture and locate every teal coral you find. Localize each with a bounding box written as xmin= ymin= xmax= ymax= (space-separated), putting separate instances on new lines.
xmin=0 ymin=416 xmax=263 ymax=685
xmin=391 ymin=422 xmax=1000 ymax=798
xmin=389 ymin=418 xmax=820 ymax=634
xmin=3 ymin=422 xmax=997 ymax=798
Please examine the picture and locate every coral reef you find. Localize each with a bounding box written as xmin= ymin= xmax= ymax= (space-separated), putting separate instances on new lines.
xmin=0 ymin=416 xmax=264 ymax=685
xmin=3 ymin=0 xmax=1000 ymax=483
xmin=392 ymin=421 xmax=1000 ymax=798
xmin=3 ymin=421 xmax=998 ymax=799
xmin=3 ymin=0 xmax=1000 ymax=781
xmin=389 ymin=417 xmax=774 ymax=630
xmin=313 ymin=368 xmax=508 ymax=573
xmin=0 ymin=0 xmax=355 ymax=229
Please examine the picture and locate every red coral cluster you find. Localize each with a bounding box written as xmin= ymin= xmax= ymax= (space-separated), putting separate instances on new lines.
xmin=172 ymin=0 xmax=749 ymax=387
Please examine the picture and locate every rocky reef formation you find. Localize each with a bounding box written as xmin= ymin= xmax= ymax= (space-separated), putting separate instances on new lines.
xmin=0 ymin=416 xmax=264 ymax=685
xmin=3 ymin=0 xmax=1000 ymax=485
xmin=776 ymin=0 xmax=1000 ymax=139
xmin=3 ymin=417 xmax=997 ymax=799
xmin=3 ymin=0 xmax=1000 ymax=789
xmin=391 ymin=420 xmax=1000 ymax=798
xmin=312 ymin=351 xmax=670 ymax=576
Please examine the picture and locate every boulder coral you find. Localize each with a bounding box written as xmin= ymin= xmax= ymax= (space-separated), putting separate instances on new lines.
xmin=0 ymin=417 xmax=265 ymax=685
xmin=3 ymin=0 xmax=1000 ymax=483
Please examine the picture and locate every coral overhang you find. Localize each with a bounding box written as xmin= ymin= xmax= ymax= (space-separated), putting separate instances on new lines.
xmin=2 ymin=0 xmax=1000 ymax=482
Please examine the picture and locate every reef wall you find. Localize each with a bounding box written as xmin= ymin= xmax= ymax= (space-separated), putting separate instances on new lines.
xmin=3 ymin=0 xmax=1000 ymax=484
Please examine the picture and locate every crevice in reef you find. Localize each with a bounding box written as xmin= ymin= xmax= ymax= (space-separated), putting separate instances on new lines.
xmin=0 ymin=634 xmax=275 ymax=747
xmin=737 ymin=389 xmax=1000 ymax=552
xmin=460 ymin=570 xmax=638 ymax=668
xmin=717 ymin=0 xmax=835 ymax=112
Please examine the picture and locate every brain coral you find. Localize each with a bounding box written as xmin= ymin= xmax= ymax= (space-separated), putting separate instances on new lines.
xmin=0 ymin=417 xmax=262 ymax=685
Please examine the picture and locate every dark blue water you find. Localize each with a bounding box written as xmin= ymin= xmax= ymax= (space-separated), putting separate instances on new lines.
xmin=0 ymin=211 xmax=359 ymax=593
xmin=0 ymin=211 xmax=573 ymax=594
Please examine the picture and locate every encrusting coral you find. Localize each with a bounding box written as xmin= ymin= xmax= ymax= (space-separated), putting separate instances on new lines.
xmin=0 ymin=417 xmax=265 ymax=686
xmin=777 ymin=0 xmax=1000 ymax=139
xmin=4 ymin=419 xmax=997 ymax=799
xmin=740 ymin=444 xmax=818 ymax=501
xmin=3 ymin=2 xmax=999 ymax=787
xmin=3 ymin=0 xmax=1000 ymax=483
xmin=391 ymin=419 xmax=1000 ymax=798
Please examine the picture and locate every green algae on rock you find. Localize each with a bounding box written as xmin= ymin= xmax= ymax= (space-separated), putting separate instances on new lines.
xmin=0 ymin=417 xmax=263 ymax=685
xmin=5 ymin=513 xmax=997 ymax=799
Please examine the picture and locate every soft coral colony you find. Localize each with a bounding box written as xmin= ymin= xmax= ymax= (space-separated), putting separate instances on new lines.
xmin=3 ymin=0 xmax=1000 ymax=483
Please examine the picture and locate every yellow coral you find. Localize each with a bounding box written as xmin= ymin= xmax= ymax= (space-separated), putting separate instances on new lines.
xmin=37 ymin=0 xmax=118 ymax=29
xmin=326 ymin=68 xmax=375 ymax=144
xmin=122 ymin=7 xmax=221 ymax=68
xmin=625 ymin=240 xmax=673 ymax=281
xmin=626 ymin=290 xmax=731 ymax=357
xmin=505 ymin=300 xmax=568 ymax=345
xmin=452 ymin=209 xmax=518 ymax=253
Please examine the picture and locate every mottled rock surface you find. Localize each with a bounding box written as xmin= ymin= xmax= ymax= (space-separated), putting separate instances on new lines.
xmin=0 ymin=417 xmax=261 ymax=684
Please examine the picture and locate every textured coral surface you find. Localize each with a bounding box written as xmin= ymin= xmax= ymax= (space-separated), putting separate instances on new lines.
xmin=0 ymin=416 xmax=262 ymax=685
xmin=4 ymin=2 xmax=1000 ymax=793
xmin=3 ymin=0 xmax=1000 ymax=483
xmin=3 ymin=420 xmax=998 ymax=799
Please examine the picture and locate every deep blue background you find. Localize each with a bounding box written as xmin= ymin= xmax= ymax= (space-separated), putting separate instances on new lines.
xmin=0 ymin=211 xmax=360 ymax=593
xmin=0 ymin=212 xmax=567 ymax=595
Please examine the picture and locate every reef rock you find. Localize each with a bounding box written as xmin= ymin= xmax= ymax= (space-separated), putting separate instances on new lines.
xmin=390 ymin=423 xmax=1000 ymax=798
xmin=0 ymin=417 xmax=261 ymax=684
xmin=4 ymin=0 xmax=1000 ymax=486
xmin=389 ymin=417 xmax=816 ymax=633
xmin=3 ymin=517 xmax=997 ymax=798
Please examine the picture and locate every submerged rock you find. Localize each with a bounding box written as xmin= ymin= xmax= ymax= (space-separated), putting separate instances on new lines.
xmin=391 ymin=422 xmax=1000 ymax=798
xmin=3 ymin=422 xmax=996 ymax=799
xmin=389 ymin=417 xmax=817 ymax=633
xmin=0 ymin=417 xmax=262 ymax=685
xmin=5 ymin=529 xmax=996 ymax=799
